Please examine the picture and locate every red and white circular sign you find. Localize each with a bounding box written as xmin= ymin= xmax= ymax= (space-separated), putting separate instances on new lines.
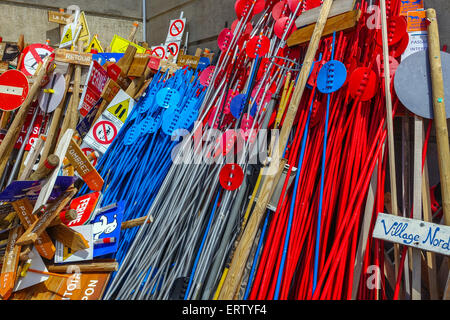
xmin=82 ymin=147 xmax=98 ymax=166
xmin=166 ymin=42 xmax=179 ymax=58
xmin=0 ymin=70 xmax=29 ymax=111
xmin=169 ymin=19 xmax=185 ymax=38
xmin=153 ymin=46 xmax=166 ymax=59
xmin=19 ymin=43 xmax=54 ymax=76
xmin=93 ymin=120 xmax=117 ymax=145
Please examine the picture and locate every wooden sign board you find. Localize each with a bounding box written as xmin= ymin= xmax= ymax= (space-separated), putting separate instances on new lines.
xmin=55 ymin=49 xmax=92 ymax=66
xmin=48 ymin=11 xmax=73 ymax=25
xmin=17 ymin=188 xmax=77 ymax=246
xmin=101 ymin=78 xmax=121 ymax=104
xmin=177 ymin=54 xmax=200 ymax=69
xmin=128 ymin=53 xmax=150 ymax=77
xmin=66 ymin=138 xmax=104 ymax=191
xmin=373 ymin=213 xmax=450 ymax=256
xmin=11 ymin=272 xmax=111 ymax=300
xmin=11 ymin=198 xmax=56 ymax=260
xmin=287 ymin=10 xmax=360 ymax=47
xmin=0 ymin=226 xmax=23 ymax=300
xmin=0 ymin=61 xmax=8 ymax=74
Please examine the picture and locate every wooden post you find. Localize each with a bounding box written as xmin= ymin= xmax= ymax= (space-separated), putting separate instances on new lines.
xmin=379 ymin=0 xmax=401 ymax=279
xmin=218 ymin=0 xmax=335 ymax=300
xmin=426 ymin=9 xmax=450 ymax=227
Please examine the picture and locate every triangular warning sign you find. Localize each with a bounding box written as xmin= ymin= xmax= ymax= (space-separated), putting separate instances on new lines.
xmin=61 ymin=27 xmax=73 ymax=44
xmin=107 ymin=99 xmax=130 ymax=123
xmin=78 ymin=12 xmax=90 ymax=45
xmin=63 ymin=246 xmax=75 ymax=261
xmin=85 ymin=36 xmax=104 ymax=53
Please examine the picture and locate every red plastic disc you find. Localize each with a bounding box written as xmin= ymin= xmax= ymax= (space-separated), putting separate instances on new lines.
xmin=199 ymin=66 xmax=215 ymax=86
xmin=219 ymin=163 xmax=244 ymax=191
xmin=235 ymin=0 xmax=265 ymax=19
xmin=307 ymin=61 xmax=322 ymax=87
xmin=231 ymin=19 xmax=253 ymax=36
xmin=246 ymin=35 xmax=271 ymax=58
xmin=274 ymin=17 xmax=297 ymax=39
xmin=389 ymin=32 xmax=409 ymax=58
xmin=348 ymin=67 xmax=378 ymax=101
xmin=272 ymin=1 xmax=289 ymax=21
xmin=218 ymin=28 xmax=233 ymax=51
xmin=375 ymin=16 xmax=407 ymax=47
xmin=287 ymin=0 xmax=302 ymax=15
xmin=375 ymin=54 xmax=399 ymax=79
xmin=0 ymin=70 xmax=29 ymax=111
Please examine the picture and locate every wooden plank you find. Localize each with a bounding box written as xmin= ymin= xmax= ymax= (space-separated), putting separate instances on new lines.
xmin=0 ymin=226 xmax=22 ymax=300
xmin=127 ymin=53 xmax=150 ymax=77
xmin=47 ymin=224 xmax=90 ymax=252
xmin=295 ymin=0 xmax=355 ymax=28
xmin=34 ymin=129 xmax=73 ymax=212
xmin=66 ymin=138 xmax=103 ymax=191
xmin=411 ymin=116 xmax=423 ymax=299
xmin=287 ymin=10 xmax=360 ymax=47
xmin=48 ymin=11 xmax=73 ymax=25
xmin=54 ymin=49 xmax=92 ymax=66
xmin=16 ymin=188 xmax=77 ymax=246
xmin=47 ymin=261 xmax=118 ymax=273
xmin=11 ymin=198 xmax=56 ymax=260
xmin=422 ymin=156 xmax=439 ymax=299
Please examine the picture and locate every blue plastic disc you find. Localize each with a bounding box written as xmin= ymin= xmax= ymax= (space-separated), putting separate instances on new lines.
xmin=197 ymin=57 xmax=211 ymax=71
xmin=316 ymin=60 xmax=347 ymax=94
xmin=230 ymin=94 xmax=246 ymax=119
xmin=156 ymin=87 xmax=181 ymax=109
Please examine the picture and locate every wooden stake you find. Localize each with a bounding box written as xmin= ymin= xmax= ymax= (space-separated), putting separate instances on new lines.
xmin=28 ymin=154 xmax=60 ymax=181
xmin=47 ymin=261 xmax=118 ymax=273
xmin=0 ymin=58 xmax=51 ymax=179
xmin=379 ymin=0 xmax=401 ymax=282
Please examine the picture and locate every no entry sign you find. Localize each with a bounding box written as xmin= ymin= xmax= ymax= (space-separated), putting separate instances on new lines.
xmin=93 ymin=120 xmax=117 ymax=145
xmin=0 ymin=70 xmax=29 ymax=111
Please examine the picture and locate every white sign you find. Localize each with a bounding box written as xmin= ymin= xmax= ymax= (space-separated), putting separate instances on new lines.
xmin=373 ymin=213 xmax=450 ymax=256
xmin=165 ymin=41 xmax=181 ymax=60
xmin=166 ymin=18 xmax=186 ymax=43
xmin=402 ymin=32 xmax=428 ymax=60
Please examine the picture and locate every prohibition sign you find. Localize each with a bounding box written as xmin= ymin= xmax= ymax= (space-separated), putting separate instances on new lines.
xmin=166 ymin=42 xmax=179 ymax=57
xmin=20 ymin=44 xmax=54 ymax=76
xmin=93 ymin=120 xmax=117 ymax=145
xmin=82 ymin=147 xmax=98 ymax=166
xmin=169 ymin=19 xmax=185 ymax=38
xmin=153 ymin=46 xmax=166 ymax=59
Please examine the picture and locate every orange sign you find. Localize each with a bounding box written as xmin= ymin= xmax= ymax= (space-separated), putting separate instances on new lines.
xmin=407 ymin=10 xmax=427 ymax=32
xmin=66 ymin=138 xmax=104 ymax=191
xmin=11 ymin=272 xmax=111 ymax=300
xmin=12 ymin=198 xmax=56 ymax=260
xmin=400 ymin=0 xmax=424 ymax=16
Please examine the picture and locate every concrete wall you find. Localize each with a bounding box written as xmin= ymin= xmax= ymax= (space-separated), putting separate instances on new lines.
xmin=0 ymin=0 xmax=144 ymax=48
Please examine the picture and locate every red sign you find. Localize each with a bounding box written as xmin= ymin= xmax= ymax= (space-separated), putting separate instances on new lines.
xmin=169 ymin=19 xmax=185 ymax=38
xmin=166 ymin=42 xmax=179 ymax=58
xmin=0 ymin=70 xmax=29 ymax=111
xmin=79 ymin=61 xmax=109 ymax=117
xmin=14 ymin=104 xmax=48 ymax=151
xmin=60 ymin=192 xmax=101 ymax=226
xmin=19 ymin=43 xmax=54 ymax=76
xmin=152 ymin=46 xmax=166 ymax=59
xmin=93 ymin=120 xmax=117 ymax=145
xmin=82 ymin=147 xmax=98 ymax=166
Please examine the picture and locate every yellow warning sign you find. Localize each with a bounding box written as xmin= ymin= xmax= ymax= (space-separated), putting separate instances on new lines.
xmin=107 ymin=99 xmax=130 ymax=123
xmin=110 ymin=34 xmax=146 ymax=54
xmin=78 ymin=12 xmax=90 ymax=45
xmin=63 ymin=246 xmax=74 ymax=261
xmin=85 ymin=36 xmax=104 ymax=53
xmin=61 ymin=27 xmax=73 ymax=44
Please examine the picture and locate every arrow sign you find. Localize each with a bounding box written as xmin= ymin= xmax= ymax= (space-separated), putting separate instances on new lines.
xmin=0 ymin=70 xmax=29 ymax=111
